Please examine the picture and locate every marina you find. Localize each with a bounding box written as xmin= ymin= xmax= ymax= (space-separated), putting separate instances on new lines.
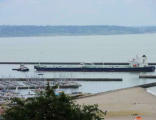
xmin=0 ymin=80 xmax=81 ymax=90
xmin=0 ymin=63 xmax=156 ymax=94
xmin=0 ymin=64 xmax=155 ymax=100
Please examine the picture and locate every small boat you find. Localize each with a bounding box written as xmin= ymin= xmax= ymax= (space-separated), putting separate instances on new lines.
xmin=12 ymin=64 xmax=29 ymax=72
xmin=53 ymin=81 xmax=81 ymax=89
xmin=38 ymin=73 xmax=44 ymax=76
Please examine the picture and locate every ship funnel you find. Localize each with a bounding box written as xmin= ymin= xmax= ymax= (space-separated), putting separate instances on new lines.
xmin=142 ymin=55 xmax=148 ymax=66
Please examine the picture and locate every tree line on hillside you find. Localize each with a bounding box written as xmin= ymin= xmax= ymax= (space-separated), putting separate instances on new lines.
xmin=0 ymin=25 xmax=156 ymax=37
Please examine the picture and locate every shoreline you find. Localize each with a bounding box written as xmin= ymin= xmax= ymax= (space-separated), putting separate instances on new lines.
xmin=0 ymin=32 xmax=156 ymax=38
xmin=76 ymin=82 xmax=156 ymax=100
xmin=147 ymin=89 xmax=156 ymax=96
xmin=76 ymin=87 xmax=156 ymax=120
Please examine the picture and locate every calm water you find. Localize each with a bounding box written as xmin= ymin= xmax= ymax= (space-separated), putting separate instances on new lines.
xmin=0 ymin=34 xmax=156 ymax=62
xmin=0 ymin=34 xmax=156 ymax=94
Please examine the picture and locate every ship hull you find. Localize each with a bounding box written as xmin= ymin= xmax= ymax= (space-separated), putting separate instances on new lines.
xmin=12 ymin=68 xmax=29 ymax=72
xmin=34 ymin=66 xmax=155 ymax=72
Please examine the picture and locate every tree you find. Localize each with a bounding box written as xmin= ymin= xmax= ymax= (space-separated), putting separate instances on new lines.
xmin=3 ymin=83 xmax=105 ymax=120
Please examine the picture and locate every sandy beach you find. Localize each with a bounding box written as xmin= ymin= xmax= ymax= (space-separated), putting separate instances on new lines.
xmin=76 ymin=87 xmax=156 ymax=120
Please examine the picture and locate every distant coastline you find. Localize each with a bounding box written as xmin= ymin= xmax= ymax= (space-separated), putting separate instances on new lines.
xmin=0 ymin=25 xmax=156 ymax=37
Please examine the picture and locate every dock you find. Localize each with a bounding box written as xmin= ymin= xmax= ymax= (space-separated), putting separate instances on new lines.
xmin=0 ymin=62 xmax=129 ymax=65
xmin=0 ymin=77 xmax=122 ymax=90
xmin=0 ymin=85 xmax=79 ymax=90
xmin=0 ymin=78 xmax=123 ymax=82
xmin=139 ymin=75 xmax=156 ymax=79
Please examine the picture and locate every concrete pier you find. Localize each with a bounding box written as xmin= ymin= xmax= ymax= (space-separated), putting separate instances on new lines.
xmin=0 ymin=62 xmax=155 ymax=65
xmin=0 ymin=78 xmax=123 ymax=82
xmin=139 ymin=75 xmax=156 ymax=79
xmin=139 ymin=82 xmax=156 ymax=88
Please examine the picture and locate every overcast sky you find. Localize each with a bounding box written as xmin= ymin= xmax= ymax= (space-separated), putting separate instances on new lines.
xmin=0 ymin=0 xmax=156 ymax=26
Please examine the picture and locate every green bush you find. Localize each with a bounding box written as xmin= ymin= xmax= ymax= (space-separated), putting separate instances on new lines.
xmin=3 ymin=83 xmax=104 ymax=120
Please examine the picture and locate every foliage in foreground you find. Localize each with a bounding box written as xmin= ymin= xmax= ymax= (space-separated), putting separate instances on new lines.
xmin=3 ymin=84 xmax=104 ymax=120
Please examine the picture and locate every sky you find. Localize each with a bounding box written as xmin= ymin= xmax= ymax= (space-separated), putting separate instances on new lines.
xmin=0 ymin=0 xmax=156 ymax=26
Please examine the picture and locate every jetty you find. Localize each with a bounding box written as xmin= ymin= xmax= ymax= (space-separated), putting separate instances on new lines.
xmin=139 ymin=82 xmax=156 ymax=88
xmin=139 ymin=75 xmax=156 ymax=79
xmin=0 ymin=78 xmax=123 ymax=82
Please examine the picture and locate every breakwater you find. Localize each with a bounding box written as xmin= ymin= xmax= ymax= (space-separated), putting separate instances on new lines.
xmin=139 ymin=75 xmax=156 ymax=79
xmin=139 ymin=82 xmax=156 ymax=88
xmin=0 ymin=78 xmax=123 ymax=82
xmin=0 ymin=62 xmax=129 ymax=65
xmin=0 ymin=62 xmax=155 ymax=65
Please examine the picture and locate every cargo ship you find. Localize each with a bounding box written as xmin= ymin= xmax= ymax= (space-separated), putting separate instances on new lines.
xmin=34 ymin=55 xmax=155 ymax=72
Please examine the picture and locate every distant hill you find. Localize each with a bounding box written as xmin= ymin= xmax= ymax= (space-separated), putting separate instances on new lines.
xmin=0 ymin=25 xmax=156 ymax=37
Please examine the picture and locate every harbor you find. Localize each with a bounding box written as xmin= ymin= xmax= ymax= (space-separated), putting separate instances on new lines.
xmin=0 ymin=63 xmax=156 ymax=94
xmin=0 ymin=1 xmax=156 ymax=118
xmin=0 ymin=61 xmax=156 ymax=102
xmin=0 ymin=80 xmax=81 ymax=90
xmin=0 ymin=34 xmax=156 ymax=119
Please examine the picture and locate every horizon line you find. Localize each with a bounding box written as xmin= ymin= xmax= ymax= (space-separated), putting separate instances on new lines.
xmin=0 ymin=25 xmax=156 ymax=27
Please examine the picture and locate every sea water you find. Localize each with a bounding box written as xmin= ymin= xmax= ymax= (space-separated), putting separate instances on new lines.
xmin=0 ymin=34 xmax=156 ymax=94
